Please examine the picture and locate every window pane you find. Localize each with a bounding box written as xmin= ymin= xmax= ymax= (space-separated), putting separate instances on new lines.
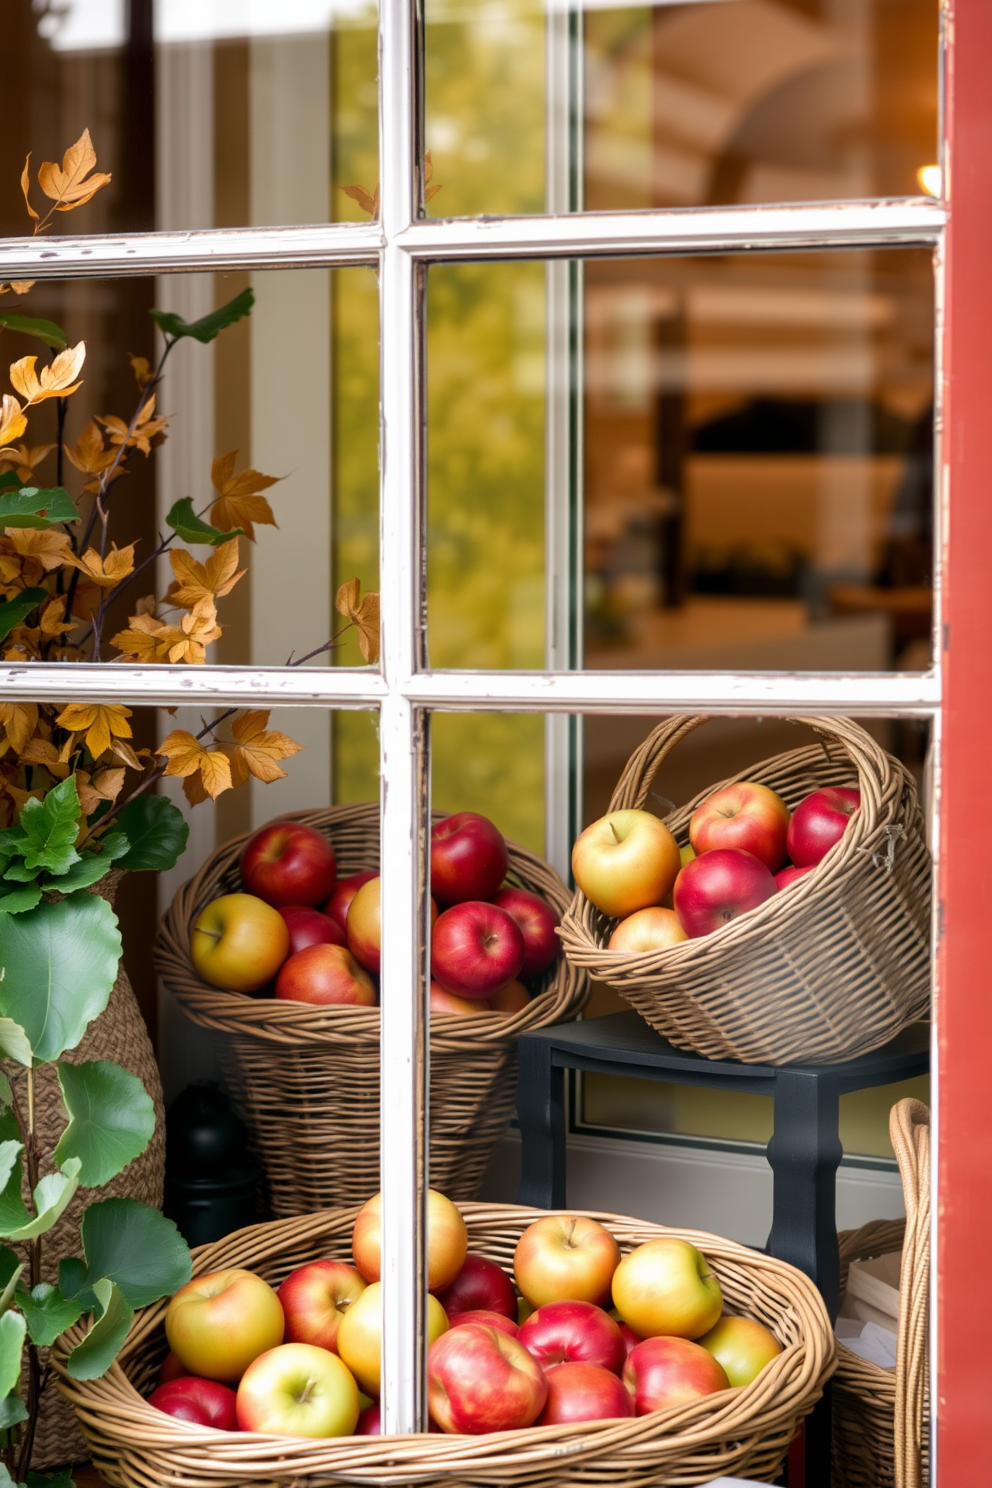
xmin=1 ymin=3 xmax=377 ymax=235
xmin=0 ymin=268 xmax=378 ymax=668
xmin=424 ymin=0 xmax=939 ymax=218
xmin=426 ymin=248 xmax=935 ymax=673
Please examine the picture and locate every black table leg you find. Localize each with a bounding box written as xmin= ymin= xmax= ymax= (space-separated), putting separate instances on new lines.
xmin=515 ymin=1038 xmax=566 ymax=1208
xmin=767 ymin=1069 xmax=843 ymax=1320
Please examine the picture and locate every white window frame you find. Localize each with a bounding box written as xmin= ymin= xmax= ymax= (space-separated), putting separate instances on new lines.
xmin=0 ymin=0 xmax=945 ymax=1439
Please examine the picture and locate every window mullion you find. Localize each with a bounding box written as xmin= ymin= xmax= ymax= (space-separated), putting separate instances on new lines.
xmin=378 ymin=0 xmax=428 ymax=1440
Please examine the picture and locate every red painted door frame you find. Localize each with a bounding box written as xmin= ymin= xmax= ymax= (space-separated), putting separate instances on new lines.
xmin=938 ymin=0 xmax=992 ymax=1479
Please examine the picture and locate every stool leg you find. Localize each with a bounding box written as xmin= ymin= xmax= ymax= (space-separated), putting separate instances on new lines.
xmin=515 ymin=1039 xmax=566 ymax=1208
xmin=767 ymin=1070 xmax=843 ymax=1318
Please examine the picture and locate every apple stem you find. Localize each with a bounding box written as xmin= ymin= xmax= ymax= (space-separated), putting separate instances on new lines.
xmin=609 ymin=821 xmax=621 ymax=843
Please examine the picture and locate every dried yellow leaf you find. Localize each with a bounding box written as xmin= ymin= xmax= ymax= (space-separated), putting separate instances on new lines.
xmin=335 ymin=577 xmax=380 ymax=663
xmin=166 ymin=539 xmax=245 ymax=610
xmin=209 ymin=450 xmax=282 ymax=540
xmin=37 ymin=129 xmax=112 ymax=212
xmin=157 ymin=729 xmax=233 ymax=802
xmin=0 ymin=703 xmax=39 ymax=755
xmin=55 ymin=703 xmax=132 ymax=761
xmin=226 ymin=710 xmax=303 ymax=787
xmin=0 ymin=442 xmax=56 ymax=483
xmin=9 ymin=342 xmax=86 ymax=405
xmin=63 ymin=543 xmax=136 ymax=589
xmin=0 ymin=395 xmax=27 ymax=451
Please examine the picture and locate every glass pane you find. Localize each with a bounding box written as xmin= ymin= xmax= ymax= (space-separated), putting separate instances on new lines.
xmin=426 ymin=247 xmax=935 ymax=673
xmin=425 ymin=0 xmax=939 ymax=218
xmin=1 ymin=3 xmax=377 ymax=236
xmin=0 ymin=267 xmax=378 ymax=670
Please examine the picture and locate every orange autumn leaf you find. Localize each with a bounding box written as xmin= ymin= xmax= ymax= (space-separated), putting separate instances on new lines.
xmin=157 ymin=730 xmax=233 ymax=802
xmin=109 ymin=612 xmax=175 ymax=664
xmin=98 ymin=393 xmax=168 ymax=456
xmin=9 ymin=342 xmax=86 ymax=405
xmin=75 ymin=766 xmax=126 ymax=815
xmin=4 ymin=528 xmax=73 ymax=570
xmin=0 ymin=703 xmax=38 ymax=755
xmin=166 ymin=598 xmax=222 ymax=664
xmin=64 ymin=543 xmax=135 ymax=589
xmin=166 ymin=539 xmax=245 ymax=610
xmin=335 ymin=577 xmax=381 ymax=663
xmin=129 ymin=354 xmax=155 ymax=390
xmin=63 ymin=421 xmax=124 ymax=495
xmin=341 ymin=182 xmax=379 ymax=217
xmin=0 ymin=395 xmax=27 ymax=451
xmin=39 ymin=596 xmax=73 ymax=638
xmin=19 ymin=737 xmax=71 ymax=781
xmin=55 ymin=702 xmax=132 ymax=760
xmin=225 ymin=710 xmax=303 ymax=788
xmin=209 ymin=450 xmax=282 ymax=541
xmin=20 ymin=156 xmax=38 ymax=224
xmin=0 ymin=442 xmax=55 ymax=483
xmin=36 ymin=129 xmax=112 ymax=213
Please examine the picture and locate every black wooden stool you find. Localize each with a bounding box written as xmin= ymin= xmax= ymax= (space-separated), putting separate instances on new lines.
xmin=515 ymin=1012 xmax=929 ymax=1488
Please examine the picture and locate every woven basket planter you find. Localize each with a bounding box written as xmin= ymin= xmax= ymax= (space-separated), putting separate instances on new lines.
xmin=558 ymin=715 xmax=931 ymax=1064
xmin=833 ymin=1098 xmax=930 ymax=1488
xmin=55 ymin=1201 xmax=835 ymax=1488
xmin=156 ymin=804 xmax=588 ymax=1215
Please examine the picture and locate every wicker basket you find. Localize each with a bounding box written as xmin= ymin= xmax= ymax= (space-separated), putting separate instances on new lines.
xmin=156 ymin=804 xmax=588 ymax=1215
xmin=56 ymin=1201 xmax=835 ymax=1488
xmin=833 ymin=1098 xmax=930 ymax=1488
xmin=558 ymin=715 xmax=931 ymax=1064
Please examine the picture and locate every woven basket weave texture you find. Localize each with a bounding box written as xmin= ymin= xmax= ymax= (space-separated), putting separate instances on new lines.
xmin=156 ymin=804 xmax=588 ymax=1214
xmin=56 ymin=1201 xmax=835 ymax=1488
xmin=832 ymin=1098 xmax=930 ymax=1488
xmin=559 ymin=715 xmax=931 ymax=1064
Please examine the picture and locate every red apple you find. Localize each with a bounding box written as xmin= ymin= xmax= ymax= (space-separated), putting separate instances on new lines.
xmin=190 ymin=893 xmax=290 ymax=993
xmin=427 ymin=1324 xmax=547 ymax=1434
xmin=356 ymin=1402 xmax=381 ymax=1435
xmin=697 ymin=1315 xmax=783 ymax=1387
xmin=689 ymin=782 xmax=790 ymax=872
xmin=431 ymin=901 xmax=524 ymax=999
xmin=514 ymin=1214 xmax=621 ymax=1308
xmin=240 ymin=822 xmax=337 ymax=909
xmin=347 ymin=877 xmax=382 ymax=974
xmin=165 ymin=1268 xmax=285 ymax=1382
xmin=353 ymin=1189 xmax=468 ymax=1291
xmin=277 ymin=1260 xmax=367 ymax=1354
xmin=148 ymin=1376 xmax=238 ymax=1430
xmin=618 ymin=1323 xmax=642 ymax=1358
xmin=490 ymin=888 xmax=559 ymax=979
xmin=279 ymin=905 xmax=347 ymax=955
xmin=673 ymin=849 xmax=776 ymax=939
xmin=517 ymin=1300 xmax=626 ymax=1375
xmin=537 ymin=1362 xmax=634 ymax=1425
xmin=158 ymin=1350 xmax=189 ymax=1385
xmin=325 ymin=870 xmax=378 ymax=929
xmin=571 ymin=810 xmax=681 ymax=919
xmin=449 ymin=1309 xmax=519 ymax=1337
xmin=611 ymin=1238 xmax=723 ymax=1340
xmin=435 ymin=1253 xmax=518 ymax=1321
xmin=275 ymin=943 xmax=376 ymax=1006
xmin=430 ymin=982 xmax=492 ymax=1015
xmin=787 ymin=787 xmax=861 ymax=867
xmin=489 ymin=980 xmax=530 ymax=1015
xmin=431 ymin=813 xmax=509 ymax=906
xmin=607 ymin=906 xmax=687 ymax=954
xmin=236 ymin=1343 xmax=360 ymax=1436
xmin=623 ymin=1336 xmax=729 ymax=1414
xmin=775 ymin=864 xmax=814 ymax=891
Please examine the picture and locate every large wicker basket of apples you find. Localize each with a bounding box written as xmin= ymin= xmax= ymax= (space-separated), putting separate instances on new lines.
xmin=558 ymin=715 xmax=931 ymax=1064
xmin=156 ymin=803 xmax=587 ymax=1215
xmin=55 ymin=1194 xmax=834 ymax=1488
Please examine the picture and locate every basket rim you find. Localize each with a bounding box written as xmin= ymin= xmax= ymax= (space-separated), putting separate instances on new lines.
xmin=156 ymin=802 xmax=588 ymax=1049
xmin=55 ymin=1201 xmax=836 ymax=1482
xmin=560 ymin=718 xmax=924 ymax=975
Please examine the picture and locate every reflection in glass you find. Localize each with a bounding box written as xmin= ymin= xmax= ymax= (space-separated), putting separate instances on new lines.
xmin=1 ymin=1 xmax=378 ymax=235
xmin=425 ymin=0 xmax=938 ymax=217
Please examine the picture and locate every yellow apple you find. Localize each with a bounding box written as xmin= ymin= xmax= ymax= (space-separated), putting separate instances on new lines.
xmin=571 ymin=810 xmax=681 ymax=918
xmin=352 ymin=1189 xmax=467 ymax=1290
xmin=166 ymin=1268 xmax=285 ymax=1382
xmin=190 ymin=893 xmax=290 ymax=993
xmin=336 ymin=1282 xmax=448 ymax=1396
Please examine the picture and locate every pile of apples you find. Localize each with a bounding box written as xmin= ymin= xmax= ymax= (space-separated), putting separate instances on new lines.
xmin=572 ymin=783 xmax=860 ymax=948
xmin=189 ymin=812 xmax=560 ymax=1011
xmin=149 ymin=1191 xmax=783 ymax=1438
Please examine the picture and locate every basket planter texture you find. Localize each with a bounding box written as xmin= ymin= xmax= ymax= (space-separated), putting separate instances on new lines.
xmin=833 ymin=1098 xmax=930 ymax=1488
xmin=559 ymin=715 xmax=931 ymax=1065
xmin=156 ymin=804 xmax=588 ymax=1214
xmin=55 ymin=1201 xmax=836 ymax=1488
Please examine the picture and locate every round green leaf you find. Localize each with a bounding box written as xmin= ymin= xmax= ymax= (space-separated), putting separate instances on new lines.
xmin=113 ymin=796 xmax=189 ymax=873
xmin=15 ymin=1282 xmax=83 ymax=1348
xmin=73 ymin=1199 xmax=191 ymax=1309
xmin=0 ymin=1310 xmax=25 ymax=1398
xmin=54 ymin=1060 xmax=155 ymax=1187
xmin=65 ymin=1278 xmax=132 ymax=1382
xmin=0 ymin=896 xmax=121 ymax=1063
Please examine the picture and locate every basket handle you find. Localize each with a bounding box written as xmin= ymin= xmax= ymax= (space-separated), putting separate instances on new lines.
xmin=606 ymin=714 xmax=900 ymax=828
xmin=891 ymin=1097 xmax=930 ymax=1488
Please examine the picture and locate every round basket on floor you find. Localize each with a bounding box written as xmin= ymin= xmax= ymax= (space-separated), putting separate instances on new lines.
xmin=156 ymin=804 xmax=588 ymax=1215
xmin=558 ymin=715 xmax=931 ymax=1064
xmin=833 ymin=1098 xmax=930 ymax=1488
xmin=55 ymin=1201 xmax=835 ymax=1488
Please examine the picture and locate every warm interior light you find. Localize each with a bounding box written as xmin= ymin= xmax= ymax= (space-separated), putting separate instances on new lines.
xmin=917 ymin=164 xmax=942 ymax=198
